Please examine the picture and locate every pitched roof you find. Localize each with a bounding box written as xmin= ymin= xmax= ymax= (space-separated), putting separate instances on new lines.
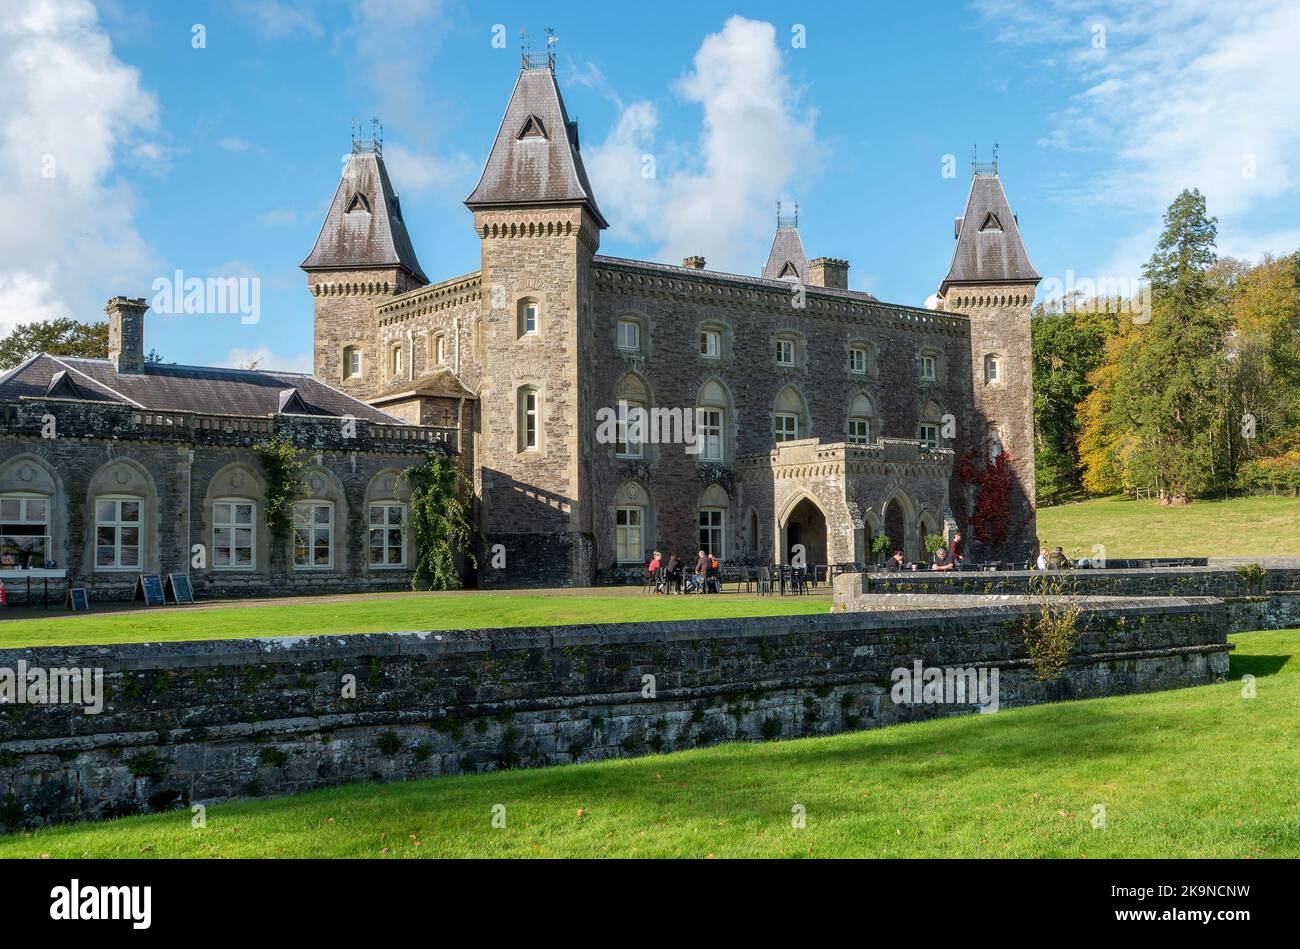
xmin=369 ymin=368 xmax=475 ymax=404
xmin=464 ymin=65 xmax=607 ymax=227
xmin=301 ymin=145 xmax=429 ymax=282
xmin=940 ymin=173 xmax=1039 ymax=294
xmin=761 ymin=225 xmax=809 ymax=282
xmin=0 ymin=355 xmax=401 ymax=422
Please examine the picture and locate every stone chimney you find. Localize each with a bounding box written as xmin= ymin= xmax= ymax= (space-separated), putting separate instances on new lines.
xmin=682 ymin=255 xmax=706 ymax=270
xmin=106 ymin=296 xmax=149 ymax=374
xmin=808 ymin=257 xmax=849 ymax=290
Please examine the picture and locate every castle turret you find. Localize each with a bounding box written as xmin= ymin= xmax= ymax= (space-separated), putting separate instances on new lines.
xmin=301 ymin=134 xmax=427 ymax=396
xmin=465 ymin=51 xmax=606 ymax=586
xmin=938 ymin=156 xmax=1040 ymax=559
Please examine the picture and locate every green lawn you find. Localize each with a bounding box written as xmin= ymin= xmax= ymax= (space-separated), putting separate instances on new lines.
xmin=3 ymin=629 xmax=1295 ymax=859
xmin=1035 ymin=494 xmax=1300 ymax=560
xmin=0 ymin=590 xmax=828 ymax=650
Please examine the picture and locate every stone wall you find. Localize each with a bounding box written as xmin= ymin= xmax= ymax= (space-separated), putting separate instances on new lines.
xmin=855 ymin=566 xmax=1300 ymax=598
xmin=0 ymin=597 xmax=1229 ymax=829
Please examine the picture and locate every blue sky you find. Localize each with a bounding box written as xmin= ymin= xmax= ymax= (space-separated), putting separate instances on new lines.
xmin=3 ymin=0 xmax=1298 ymax=371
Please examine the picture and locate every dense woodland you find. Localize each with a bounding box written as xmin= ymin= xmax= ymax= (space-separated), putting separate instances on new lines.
xmin=1032 ymin=189 xmax=1300 ymax=505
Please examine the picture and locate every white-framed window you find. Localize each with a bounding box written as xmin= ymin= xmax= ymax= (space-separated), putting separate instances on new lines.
xmin=919 ymin=353 xmax=937 ymax=381
xmin=699 ymin=408 xmax=723 ymax=461
xmin=95 ymin=496 xmax=141 ymax=570
xmin=518 ymin=300 xmax=539 ymax=337
xmin=0 ymin=493 xmax=50 ymax=567
xmin=390 ymin=344 xmax=403 ymax=377
xmin=699 ymin=508 xmax=724 ymax=557
xmin=615 ymin=507 xmax=644 ymax=563
xmin=850 ymin=344 xmax=869 ymax=374
xmin=345 ymin=347 xmax=362 ymax=379
xmin=984 ymin=353 xmax=1001 ymax=383
xmin=368 ymin=503 xmax=406 ymax=567
xmin=212 ymin=499 xmax=256 ymax=570
xmin=700 ymin=329 xmax=721 ymax=360
xmin=848 ymin=417 xmax=871 ymax=445
xmin=775 ymin=337 xmax=796 ymax=368
xmin=293 ymin=501 xmax=334 ymax=569
xmin=616 ymin=401 xmax=645 ymax=458
xmin=617 ymin=318 xmax=641 ymax=352
xmin=774 ymin=413 xmax=799 ymax=443
xmin=919 ymin=423 xmax=939 ymax=449
xmin=433 ymin=333 xmax=447 ymax=364
xmin=519 ymin=387 xmax=539 ymax=452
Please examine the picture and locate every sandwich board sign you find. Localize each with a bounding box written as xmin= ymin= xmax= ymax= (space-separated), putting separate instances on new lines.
xmin=66 ymin=587 xmax=90 ymax=612
xmin=166 ymin=573 xmax=195 ymax=605
xmin=133 ymin=574 xmax=165 ymax=607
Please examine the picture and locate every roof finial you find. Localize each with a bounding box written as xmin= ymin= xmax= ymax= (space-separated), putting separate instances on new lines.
xmin=973 ymin=143 xmax=997 ymax=177
xmin=992 ymin=142 xmax=999 ymax=174
xmin=776 ymin=200 xmax=798 ymax=229
xmin=521 ymin=27 xmax=556 ymax=71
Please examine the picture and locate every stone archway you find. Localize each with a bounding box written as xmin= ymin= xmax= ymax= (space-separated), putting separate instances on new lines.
xmin=780 ymin=495 xmax=827 ymax=567
xmin=883 ymin=498 xmax=906 ymax=562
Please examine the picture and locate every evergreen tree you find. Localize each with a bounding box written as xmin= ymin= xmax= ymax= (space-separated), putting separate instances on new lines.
xmin=0 ymin=319 xmax=108 ymax=369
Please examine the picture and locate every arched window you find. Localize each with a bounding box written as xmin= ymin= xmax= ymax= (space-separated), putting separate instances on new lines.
xmin=0 ymin=493 xmax=49 ymax=569
xmin=432 ymin=333 xmax=447 ymax=365
xmin=774 ymin=386 xmax=806 ymax=443
xmin=919 ymin=399 xmax=945 ymax=449
xmin=518 ymin=386 xmax=539 ymax=452
xmin=614 ymin=374 xmax=650 ymax=458
xmin=748 ymin=508 xmax=760 ymax=556
xmin=697 ymin=380 xmax=729 ymax=462
xmin=614 ymin=481 xmax=649 ymax=564
xmin=699 ymin=484 xmax=729 ymax=558
xmin=293 ymin=500 xmax=334 ymax=569
xmin=95 ymin=496 xmax=142 ymax=569
xmin=847 ymin=393 xmax=875 ymax=445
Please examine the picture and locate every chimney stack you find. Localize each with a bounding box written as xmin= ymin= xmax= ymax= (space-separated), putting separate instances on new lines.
xmin=808 ymin=257 xmax=849 ymax=290
xmin=106 ymin=296 xmax=148 ymax=374
xmin=682 ymin=255 xmax=706 ymax=270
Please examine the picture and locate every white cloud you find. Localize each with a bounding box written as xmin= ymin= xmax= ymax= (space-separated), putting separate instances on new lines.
xmin=240 ymin=1 xmax=322 ymax=40
xmin=982 ymin=0 xmax=1300 ymax=279
xmin=0 ymin=0 xmax=160 ymax=337
xmin=218 ymin=137 xmax=252 ymax=153
xmin=382 ymin=143 xmax=477 ymax=200
xmin=219 ymin=346 xmax=313 ymax=373
xmin=584 ymin=16 xmax=821 ymax=274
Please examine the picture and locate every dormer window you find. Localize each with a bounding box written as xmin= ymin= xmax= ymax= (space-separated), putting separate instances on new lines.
xmin=517 ymin=114 xmax=547 ymax=140
xmin=345 ymin=193 xmax=371 ymax=214
xmin=979 ymin=212 xmax=1002 ymax=231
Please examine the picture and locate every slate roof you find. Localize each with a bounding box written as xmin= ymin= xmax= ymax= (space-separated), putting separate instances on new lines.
xmin=940 ymin=173 xmax=1039 ymax=294
xmin=0 ymin=355 xmax=401 ymax=422
xmin=301 ymin=145 xmax=429 ymax=283
xmin=369 ymin=368 xmax=475 ymax=404
xmin=761 ymin=225 xmax=810 ymax=282
xmin=464 ymin=65 xmax=608 ymax=227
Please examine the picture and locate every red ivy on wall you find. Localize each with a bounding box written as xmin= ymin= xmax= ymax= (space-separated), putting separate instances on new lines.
xmin=955 ymin=448 xmax=1014 ymax=553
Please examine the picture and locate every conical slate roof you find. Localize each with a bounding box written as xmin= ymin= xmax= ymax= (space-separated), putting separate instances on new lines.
xmin=762 ymin=224 xmax=809 ymax=282
xmin=940 ymin=173 xmax=1038 ymax=294
xmin=464 ymin=64 xmax=607 ymax=227
xmin=301 ymin=145 xmax=428 ymax=283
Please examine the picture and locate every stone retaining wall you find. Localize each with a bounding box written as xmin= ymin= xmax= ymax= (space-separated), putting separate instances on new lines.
xmin=856 ymin=566 xmax=1300 ymax=598
xmin=0 ymin=596 xmax=1231 ymax=830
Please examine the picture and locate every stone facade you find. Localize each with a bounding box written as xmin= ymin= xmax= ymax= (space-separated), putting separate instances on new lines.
xmin=301 ymin=60 xmax=1044 ymax=586
xmin=0 ymin=595 xmax=1231 ymax=829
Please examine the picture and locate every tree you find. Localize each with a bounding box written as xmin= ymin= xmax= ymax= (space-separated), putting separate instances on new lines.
xmin=0 ymin=319 xmax=108 ymax=369
xmin=1107 ymin=189 xmax=1225 ymax=500
xmin=401 ymin=452 xmax=478 ymax=590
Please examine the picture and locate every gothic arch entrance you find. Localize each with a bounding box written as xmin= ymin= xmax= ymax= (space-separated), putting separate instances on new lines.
xmin=780 ymin=495 xmax=827 ymax=567
xmin=883 ymin=498 xmax=906 ymax=561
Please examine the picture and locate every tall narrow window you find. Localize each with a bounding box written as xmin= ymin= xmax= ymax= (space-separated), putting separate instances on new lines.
xmin=368 ymin=503 xmax=406 ymax=566
xmin=616 ymin=401 xmax=645 ymax=458
xmin=775 ymin=337 xmax=796 ymax=367
xmin=518 ymin=300 xmax=539 ymax=337
xmin=984 ymin=354 xmax=1001 ymax=383
xmin=345 ymin=347 xmax=362 ymax=379
xmin=699 ymin=508 xmax=724 ymax=557
xmin=700 ymin=409 xmax=723 ymax=461
xmin=95 ymin=497 xmax=141 ymax=569
xmin=293 ymin=502 xmax=333 ymax=569
xmin=0 ymin=494 xmax=49 ymax=568
xmin=433 ymin=334 xmax=447 ymax=364
xmin=920 ymin=353 xmax=937 ymax=381
xmin=519 ymin=387 xmax=539 ymax=452
xmin=615 ymin=507 xmax=644 ymax=563
xmin=391 ymin=344 xmax=403 ymax=377
xmin=849 ymin=344 xmax=869 ymax=374
xmin=700 ymin=329 xmax=721 ymax=359
xmin=213 ymin=500 xmax=256 ymax=570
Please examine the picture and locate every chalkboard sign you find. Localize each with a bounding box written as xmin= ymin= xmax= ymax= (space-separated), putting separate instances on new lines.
xmin=133 ymin=574 xmax=165 ymax=607
xmin=166 ymin=573 xmax=194 ymax=605
xmin=65 ymin=587 xmax=90 ymax=612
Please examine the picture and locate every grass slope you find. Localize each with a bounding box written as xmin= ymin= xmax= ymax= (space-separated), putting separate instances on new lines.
xmin=0 ymin=591 xmax=828 ymax=650
xmin=3 ymin=629 xmax=1295 ymax=859
xmin=1035 ymin=494 xmax=1300 ymax=559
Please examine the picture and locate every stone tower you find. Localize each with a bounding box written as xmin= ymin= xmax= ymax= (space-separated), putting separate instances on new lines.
xmin=301 ymin=137 xmax=428 ymax=398
xmin=937 ymin=158 xmax=1040 ymax=560
xmin=464 ymin=53 xmax=608 ymax=586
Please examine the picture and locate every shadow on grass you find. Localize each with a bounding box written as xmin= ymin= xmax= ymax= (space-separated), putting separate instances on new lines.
xmin=1230 ymin=654 xmax=1291 ymax=679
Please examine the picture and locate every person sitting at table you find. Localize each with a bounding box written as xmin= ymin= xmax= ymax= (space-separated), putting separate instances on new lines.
xmin=706 ymin=553 xmax=721 ymax=593
xmin=931 ymin=546 xmax=955 ymax=571
xmin=885 ymin=549 xmax=906 ymax=571
xmin=665 ymin=553 xmax=682 ymax=593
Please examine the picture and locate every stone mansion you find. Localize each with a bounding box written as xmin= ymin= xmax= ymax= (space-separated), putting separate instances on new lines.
xmin=0 ymin=53 xmax=1039 ymax=596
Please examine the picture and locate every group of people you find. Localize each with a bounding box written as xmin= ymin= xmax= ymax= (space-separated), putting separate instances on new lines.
xmin=1035 ymin=546 xmax=1072 ymax=570
xmin=883 ymin=531 xmax=969 ymax=572
xmin=647 ymin=549 xmax=722 ymax=594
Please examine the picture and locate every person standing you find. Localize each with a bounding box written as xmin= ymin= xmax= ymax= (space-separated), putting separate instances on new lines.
xmin=948 ymin=531 xmax=965 ymax=567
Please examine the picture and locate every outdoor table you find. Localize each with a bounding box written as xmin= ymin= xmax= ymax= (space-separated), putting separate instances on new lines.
xmin=0 ymin=568 xmax=67 ymax=609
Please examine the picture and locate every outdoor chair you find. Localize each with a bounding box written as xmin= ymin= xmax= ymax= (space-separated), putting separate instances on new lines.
xmin=757 ymin=566 xmax=772 ymax=595
xmin=737 ymin=566 xmax=753 ymax=593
